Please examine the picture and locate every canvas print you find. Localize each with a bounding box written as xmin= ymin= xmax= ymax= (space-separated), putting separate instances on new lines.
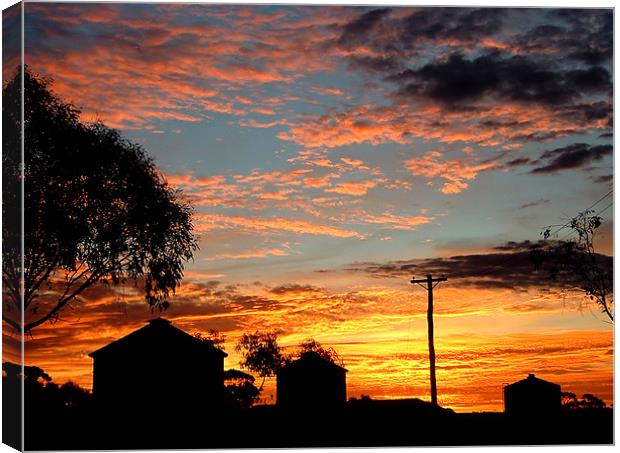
xmin=1 ymin=2 xmax=614 ymax=450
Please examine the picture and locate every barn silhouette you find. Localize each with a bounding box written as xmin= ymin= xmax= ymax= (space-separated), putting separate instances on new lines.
xmin=504 ymin=374 xmax=561 ymax=416
xmin=89 ymin=318 xmax=227 ymax=413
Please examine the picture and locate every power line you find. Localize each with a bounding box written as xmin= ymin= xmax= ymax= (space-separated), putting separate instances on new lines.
xmin=544 ymin=189 xmax=613 ymax=239
xmin=586 ymin=189 xmax=613 ymax=212
xmin=596 ymin=202 xmax=613 ymax=217
xmin=557 ymin=201 xmax=613 ymax=242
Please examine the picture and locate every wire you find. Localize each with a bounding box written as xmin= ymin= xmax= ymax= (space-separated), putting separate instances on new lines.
xmin=557 ymin=201 xmax=613 ymax=242
xmin=544 ymin=189 xmax=613 ymax=239
xmin=586 ymin=189 xmax=613 ymax=212
xmin=596 ymin=202 xmax=613 ymax=217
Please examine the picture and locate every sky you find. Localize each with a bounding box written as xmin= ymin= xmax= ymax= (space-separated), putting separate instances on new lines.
xmin=3 ymin=2 xmax=614 ymax=412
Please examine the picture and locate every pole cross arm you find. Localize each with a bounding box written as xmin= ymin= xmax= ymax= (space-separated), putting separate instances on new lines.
xmin=411 ymin=275 xmax=447 ymax=285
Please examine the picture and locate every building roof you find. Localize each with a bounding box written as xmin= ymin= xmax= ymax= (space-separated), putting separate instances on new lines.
xmin=88 ymin=317 xmax=228 ymax=359
xmin=278 ymin=351 xmax=348 ymax=374
xmin=504 ymin=374 xmax=560 ymax=391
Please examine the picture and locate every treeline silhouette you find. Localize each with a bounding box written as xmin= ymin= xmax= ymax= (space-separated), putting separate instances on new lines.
xmin=4 ymin=357 xmax=612 ymax=449
xmin=5 ymin=367 xmax=613 ymax=449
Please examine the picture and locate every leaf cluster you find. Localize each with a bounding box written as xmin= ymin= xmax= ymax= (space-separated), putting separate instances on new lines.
xmin=297 ymin=338 xmax=345 ymax=367
xmin=562 ymin=391 xmax=607 ymax=410
xmin=235 ymin=331 xmax=290 ymax=380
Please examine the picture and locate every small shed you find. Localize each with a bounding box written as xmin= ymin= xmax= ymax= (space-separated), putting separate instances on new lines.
xmin=504 ymin=374 xmax=561 ymax=416
xmin=276 ymin=351 xmax=347 ymax=412
xmin=89 ymin=318 xmax=227 ymax=412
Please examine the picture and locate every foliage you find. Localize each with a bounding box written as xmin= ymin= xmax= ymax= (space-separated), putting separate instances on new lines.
xmin=223 ymin=369 xmax=255 ymax=382
xmin=2 ymin=66 xmax=198 ymax=332
xmin=297 ymin=338 xmax=345 ymax=367
xmin=235 ymin=331 xmax=289 ymax=389
xmin=236 ymin=332 xmax=346 ymax=398
xmin=562 ymin=392 xmax=607 ymax=410
xmin=3 ymin=362 xmax=52 ymax=384
xmin=193 ymin=329 xmax=226 ymax=351
xmin=224 ymin=368 xmax=260 ymax=409
xmin=3 ymin=362 xmax=92 ymax=412
xmin=532 ymin=210 xmax=613 ymax=322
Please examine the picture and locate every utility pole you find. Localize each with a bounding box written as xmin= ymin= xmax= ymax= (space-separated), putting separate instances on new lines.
xmin=411 ymin=274 xmax=447 ymax=407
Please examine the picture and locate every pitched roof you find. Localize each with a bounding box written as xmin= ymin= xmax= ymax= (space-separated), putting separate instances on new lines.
xmin=279 ymin=351 xmax=347 ymax=374
xmin=88 ymin=318 xmax=228 ymax=358
xmin=505 ymin=374 xmax=560 ymax=390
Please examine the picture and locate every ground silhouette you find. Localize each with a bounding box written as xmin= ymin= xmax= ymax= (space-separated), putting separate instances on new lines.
xmin=6 ymin=354 xmax=612 ymax=450
xmin=5 ymin=319 xmax=613 ymax=449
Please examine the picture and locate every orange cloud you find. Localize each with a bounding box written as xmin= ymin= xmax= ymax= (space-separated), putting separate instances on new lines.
xmin=21 ymin=275 xmax=613 ymax=413
xmin=277 ymin=98 xmax=610 ymax=150
xmin=24 ymin=3 xmax=350 ymax=130
xmin=405 ymin=151 xmax=497 ymax=194
xmin=195 ymin=213 xmax=364 ymax=239
xmin=205 ymin=248 xmax=290 ymax=260
xmin=340 ymin=157 xmax=369 ymax=170
xmin=362 ymin=213 xmax=435 ymax=231
xmin=325 ymin=179 xmax=384 ymax=196
xmin=303 ymin=173 xmax=341 ymax=188
xmin=309 ymin=86 xmax=347 ymax=97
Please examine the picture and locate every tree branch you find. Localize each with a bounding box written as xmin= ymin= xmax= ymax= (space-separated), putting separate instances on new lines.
xmin=24 ymin=272 xmax=101 ymax=332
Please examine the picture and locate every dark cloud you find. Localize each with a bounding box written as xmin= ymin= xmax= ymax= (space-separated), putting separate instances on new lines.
xmin=513 ymin=11 xmax=612 ymax=65
xmin=530 ymin=143 xmax=612 ymax=174
xmin=346 ymin=251 xmax=538 ymax=290
xmin=345 ymin=240 xmax=611 ymax=291
xmin=592 ymin=174 xmax=613 ymax=184
xmin=269 ymin=283 xmax=321 ymax=295
xmin=556 ymin=101 xmax=613 ymax=129
xmin=506 ymin=157 xmax=532 ymax=167
xmin=492 ymin=240 xmax=544 ymax=252
xmin=399 ymin=7 xmax=505 ymax=43
xmin=347 ymin=55 xmax=400 ymax=74
xmin=392 ymin=53 xmax=611 ymax=108
xmin=339 ymin=8 xmax=507 ymax=55
xmin=519 ymin=199 xmax=550 ymax=209
xmin=336 ymin=8 xmax=512 ymax=79
xmin=338 ymin=8 xmax=392 ymax=49
xmin=336 ymin=7 xmax=612 ymax=138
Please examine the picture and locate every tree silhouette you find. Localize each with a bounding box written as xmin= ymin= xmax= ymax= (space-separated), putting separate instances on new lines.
xmin=3 ymin=362 xmax=92 ymax=420
xmin=532 ymin=210 xmax=613 ymax=322
xmin=235 ymin=331 xmax=289 ymax=390
xmin=562 ymin=391 xmax=607 ymax=410
xmin=235 ymin=333 xmax=346 ymax=398
xmin=223 ymin=369 xmax=260 ymax=409
xmin=193 ymin=329 xmax=226 ymax=351
xmin=2 ymin=67 xmax=198 ymax=332
xmin=297 ymin=338 xmax=344 ymax=367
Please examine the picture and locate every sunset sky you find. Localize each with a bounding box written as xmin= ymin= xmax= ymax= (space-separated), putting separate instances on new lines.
xmin=4 ymin=2 xmax=614 ymax=412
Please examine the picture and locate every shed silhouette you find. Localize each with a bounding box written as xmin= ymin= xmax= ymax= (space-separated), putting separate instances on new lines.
xmin=89 ymin=318 xmax=227 ymax=412
xmin=276 ymin=351 xmax=347 ymax=411
xmin=504 ymin=374 xmax=561 ymax=416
